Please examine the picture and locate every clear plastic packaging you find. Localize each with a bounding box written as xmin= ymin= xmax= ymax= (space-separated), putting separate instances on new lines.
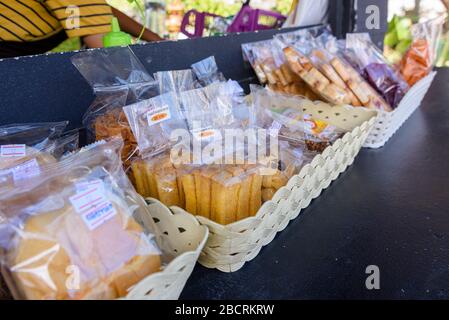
xmin=154 ymin=69 xmax=196 ymax=95
xmin=71 ymin=47 xmax=159 ymax=168
xmin=260 ymin=140 xmax=309 ymax=202
xmin=400 ymin=16 xmax=445 ymax=86
xmin=274 ymin=25 xmax=332 ymax=49
xmin=250 ymin=85 xmax=305 ymax=145
xmin=0 ymin=138 xmax=162 ymax=300
xmin=179 ymin=82 xmax=239 ymax=138
xmin=0 ymin=122 xmax=78 ymax=193
xmin=191 ymin=56 xmax=226 ymax=86
xmin=124 ymin=92 xmax=187 ymax=158
xmin=302 ymin=114 xmax=345 ymax=153
xmin=311 ymin=33 xmax=392 ymax=111
xmin=345 ymin=33 xmax=409 ymax=109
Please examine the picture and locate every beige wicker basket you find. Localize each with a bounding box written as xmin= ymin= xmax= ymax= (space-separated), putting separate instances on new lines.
xmin=363 ymin=72 xmax=436 ymax=149
xmin=122 ymin=199 xmax=208 ymax=300
xmin=180 ymin=101 xmax=378 ymax=272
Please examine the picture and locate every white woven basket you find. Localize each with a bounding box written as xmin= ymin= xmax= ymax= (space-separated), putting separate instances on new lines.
xmin=179 ymin=101 xmax=378 ymax=272
xmin=123 ymin=199 xmax=208 ymax=300
xmin=363 ymin=72 xmax=436 ymax=149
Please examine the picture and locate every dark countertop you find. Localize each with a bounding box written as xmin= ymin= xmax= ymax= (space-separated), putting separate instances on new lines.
xmin=180 ymin=69 xmax=449 ymax=300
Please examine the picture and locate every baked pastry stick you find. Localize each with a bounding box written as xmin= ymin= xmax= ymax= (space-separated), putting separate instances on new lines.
xmin=248 ymin=169 xmax=263 ymax=217
xmin=154 ymin=169 xmax=180 ymax=207
xmin=262 ymin=188 xmax=276 ymax=202
xmin=193 ymin=166 xmax=219 ymax=219
xmin=226 ymin=166 xmax=252 ymax=221
xmin=139 ymin=159 xmax=158 ymax=199
xmin=131 ymin=160 xmax=149 ymax=197
xmin=180 ymin=168 xmax=197 ymax=215
xmin=210 ymin=171 xmax=241 ymax=225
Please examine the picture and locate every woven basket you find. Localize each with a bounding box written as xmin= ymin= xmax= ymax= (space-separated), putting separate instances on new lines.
xmin=123 ymin=199 xmax=208 ymax=299
xmin=179 ymin=101 xmax=377 ymax=272
xmin=363 ymin=72 xmax=436 ymax=149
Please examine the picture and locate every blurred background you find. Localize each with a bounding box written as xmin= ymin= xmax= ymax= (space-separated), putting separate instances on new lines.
xmin=51 ymin=0 xmax=449 ymax=67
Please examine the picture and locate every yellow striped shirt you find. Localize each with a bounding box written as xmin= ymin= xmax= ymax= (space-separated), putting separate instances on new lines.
xmin=0 ymin=0 xmax=113 ymax=42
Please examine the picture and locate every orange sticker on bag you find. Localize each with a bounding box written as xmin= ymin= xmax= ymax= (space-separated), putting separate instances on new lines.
xmin=147 ymin=105 xmax=172 ymax=126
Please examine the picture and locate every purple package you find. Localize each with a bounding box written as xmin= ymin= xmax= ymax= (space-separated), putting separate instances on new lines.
xmin=346 ymin=33 xmax=409 ymax=109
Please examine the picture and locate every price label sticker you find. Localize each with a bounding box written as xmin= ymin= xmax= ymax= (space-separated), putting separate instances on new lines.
xmin=69 ymin=181 xmax=116 ymax=230
xmin=12 ymin=158 xmax=41 ymax=181
xmin=1 ymin=144 xmax=26 ymax=158
xmin=147 ymin=105 xmax=171 ymax=126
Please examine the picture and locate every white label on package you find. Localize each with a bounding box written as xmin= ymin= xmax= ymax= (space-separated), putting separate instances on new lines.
xmin=1 ymin=144 xmax=26 ymax=158
xmin=69 ymin=182 xmax=116 ymax=230
xmin=147 ymin=105 xmax=171 ymax=126
xmin=12 ymin=158 xmax=41 ymax=181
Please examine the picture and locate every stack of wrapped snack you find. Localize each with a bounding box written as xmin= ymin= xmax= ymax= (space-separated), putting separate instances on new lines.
xmin=242 ymin=24 xmax=443 ymax=114
xmin=242 ymin=39 xmax=318 ymax=100
xmin=125 ymin=70 xmax=345 ymax=225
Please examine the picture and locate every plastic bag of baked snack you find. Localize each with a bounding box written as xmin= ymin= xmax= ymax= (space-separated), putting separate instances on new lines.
xmin=259 ymin=140 xmax=311 ymax=203
xmin=282 ymin=45 xmax=355 ymax=105
xmin=302 ymin=114 xmax=346 ymax=153
xmin=179 ymin=83 xmax=238 ymax=140
xmin=274 ymin=25 xmax=332 ymax=49
xmin=250 ymin=85 xmax=306 ymax=144
xmin=400 ymin=16 xmax=445 ymax=86
xmin=71 ymin=47 xmax=159 ymax=168
xmin=154 ymin=69 xmax=196 ymax=95
xmin=124 ymin=92 xmax=187 ymax=158
xmin=0 ymin=138 xmax=162 ymax=300
xmin=0 ymin=122 xmax=79 ymax=192
xmin=131 ymin=150 xmax=185 ymax=208
xmin=310 ymin=34 xmax=392 ymax=111
xmin=191 ymin=56 xmax=226 ymax=87
xmin=242 ymin=39 xmax=278 ymax=85
xmin=345 ymin=33 xmax=409 ymax=109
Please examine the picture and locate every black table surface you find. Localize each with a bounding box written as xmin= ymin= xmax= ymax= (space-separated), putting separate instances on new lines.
xmin=180 ymin=69 xmax=449 ymax=300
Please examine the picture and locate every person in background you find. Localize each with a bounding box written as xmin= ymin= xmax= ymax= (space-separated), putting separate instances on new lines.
xmin=0 ymin=0 xmax=163 ymax=58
